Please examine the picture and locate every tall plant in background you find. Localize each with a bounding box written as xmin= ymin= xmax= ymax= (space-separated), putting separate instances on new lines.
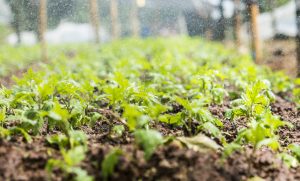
xmin=6 ymin=0 xmax=26 ymax=44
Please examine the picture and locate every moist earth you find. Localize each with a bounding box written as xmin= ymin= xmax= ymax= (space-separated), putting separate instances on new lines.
xmin=0 ymin=95 xmax=300 ymax=181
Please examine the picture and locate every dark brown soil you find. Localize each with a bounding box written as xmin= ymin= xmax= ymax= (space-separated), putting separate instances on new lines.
xmin=82 ymin=143 xmax=297 ymax=181
xmin=151 ymin=122 xmax=185 ymax=137
xmin=1 ymin=135 xmax=297 ymax=181
xmin=0 ymin=136 xmax=61 ymax=181
xmin=209 ymin=103 xmax=247 ymax=142
xmin=223 ymin=147 xmax=298 ymax=181
xmin=0 ymin=95 xmax=299 ymax=181
xmin=84 ymin=143 xmax=225 ymax=181
xmin=271 ymin=96 xmax=300 ymax=146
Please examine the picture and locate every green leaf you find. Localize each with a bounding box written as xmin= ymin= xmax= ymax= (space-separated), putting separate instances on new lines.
xmin=230 ymin=99 xmax=243 ymax=107
xmin=288 ymin=143 xmax=300 ymax=160
xmin=266 ymin=90 xmax=276 ymax=102
xmin=0 ymin=108 xmax=6 ymax=123
xmin=278 ymin=153 xmax=299 ymax=168
xmin=89 ymin=112 xmax=102 ymax=126
xmin=201 ymin=122 xmax=221 ymax=138
xmin=24 ymin=109 xmax=39 ymax=120
xmin=222 ymin=143 xmax=241 ymax=158
xmin=101 ymin=148 xmax=123 ymax=181
xmin=46 ymin=159 xmax=64 ymax=173
xmin=175 ymin=97 xmax=191 ymax=111
xmin=0 ymin=127 xmax=10 ymax=138
xmin=123 ymin=104 xmax=149 ymax=131
xmin=134 ymin=129 xmax=163 ymax=159
xmin=111 ymin=125 xmax=125 ymax=138
xmin=158 ymin=113 xmax=182 ymax=125
xmin=68 ymin=130 xmax=88 ymax=150
xmin=10 ymin=127 xmax=32 ymax=143
xmin=257 ymin=138 xmax=280 ymax=150
xmin=47 ymin=134 xmax=69 ymax=149
xmin=48 ymin=101 xmax=70 ymax=121
xmin=37 ymin=80 xmax=56 ymax=100
xmin=72 ymin=167 xmax=94 ymax=181
xmin=62 ymin=146 xmax=86 ymax=166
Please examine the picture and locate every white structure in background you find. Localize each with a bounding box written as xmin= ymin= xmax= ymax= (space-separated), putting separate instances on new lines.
xmin=46 ymin=22 xmax=109 ymax=44
xmin=259 ymin=0 xmax=296 ymax=39
xmin=190 ymin=0 xmax=235 ymax=19
xmin=7 ymin=32 xmax=36 ymax=45
xmin=0 ymin=0 xmax=11 ymax=24
xmin=242 ymin=0 xmax=297 ymax=41
xmin=7 ymin=22 xmax=109 ymax=45
xmin=178 ymin=12 xmax=188 ymax=35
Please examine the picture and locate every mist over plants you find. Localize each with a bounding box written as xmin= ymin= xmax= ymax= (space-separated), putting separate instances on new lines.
xmin=0 ymin=0 xmax=300 ymax=180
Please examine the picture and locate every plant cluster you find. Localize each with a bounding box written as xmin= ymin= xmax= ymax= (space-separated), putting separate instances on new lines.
xmin=0 ymin=38 xmax=299 ymax=180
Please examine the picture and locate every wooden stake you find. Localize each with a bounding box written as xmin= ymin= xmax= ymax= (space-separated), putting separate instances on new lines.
xmin=295 ymin=0 xmax=300 ymax=76
xmin=89 ymin=0 xmax=100 ymax=43
xmin=130 ymin=0 xmax=140 ymax=37
xmin=39 ymin=0 xmax=47 ymax=62
xmin=234 ymin=0 xmax=242 ymax=49
xmin=247 ymin=0 xmax=262 ymax=63
xmin=110 ymin=0 xmax=120 ymax=40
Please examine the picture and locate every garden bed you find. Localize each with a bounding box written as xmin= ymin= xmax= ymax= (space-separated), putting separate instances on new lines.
xmin=0 ymin=38 xmax=299 ymax=181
